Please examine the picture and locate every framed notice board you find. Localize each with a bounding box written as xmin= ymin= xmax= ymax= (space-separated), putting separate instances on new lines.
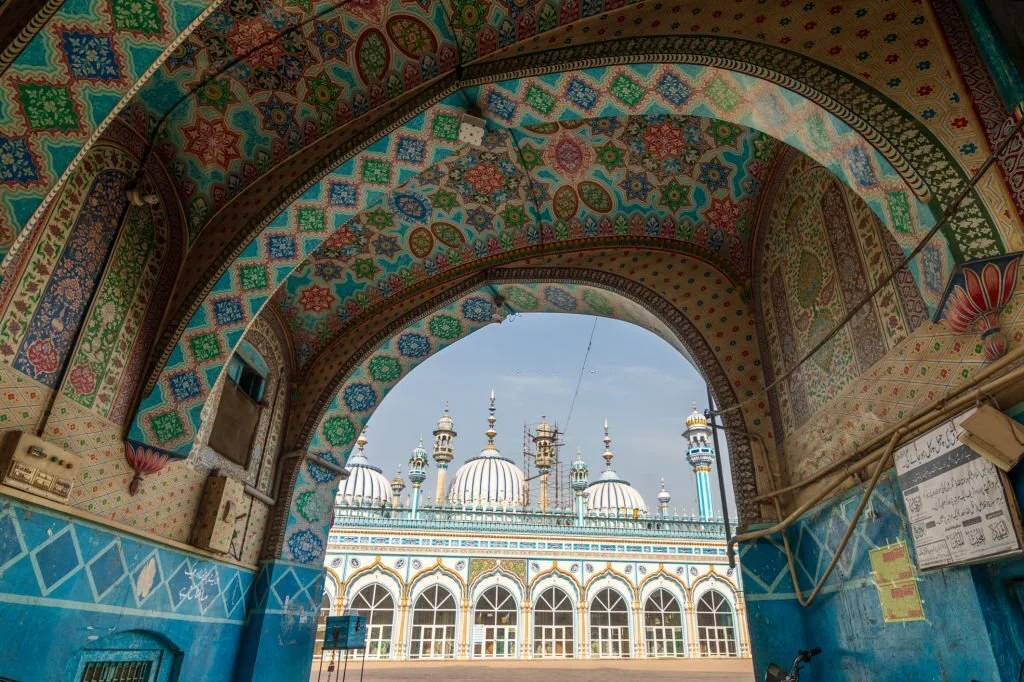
xmin=894 ymin=408 xmax=1024 ymax=570
xmin=323 ymin=615 xmax=367 ymax=651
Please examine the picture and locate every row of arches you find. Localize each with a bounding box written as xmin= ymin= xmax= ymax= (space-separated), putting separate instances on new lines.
xmin=316 ymin=572 xmax=742 ymax=661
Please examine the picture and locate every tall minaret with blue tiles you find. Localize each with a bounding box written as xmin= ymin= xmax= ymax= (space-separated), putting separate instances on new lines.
xmin=684 ymin=403 xmax=716 ymax=520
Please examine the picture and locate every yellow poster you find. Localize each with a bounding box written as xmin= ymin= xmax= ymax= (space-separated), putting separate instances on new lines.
xmin=869 ymin=542 xmax=925 ymax=623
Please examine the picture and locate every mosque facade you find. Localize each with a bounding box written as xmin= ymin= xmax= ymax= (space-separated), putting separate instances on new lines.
xmin=320 ymin=397 xmax=747 ymax=661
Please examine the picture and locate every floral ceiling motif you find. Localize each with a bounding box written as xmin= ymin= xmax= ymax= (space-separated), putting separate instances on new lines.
xmin=273 ymin=114 xmax=778 ymax=373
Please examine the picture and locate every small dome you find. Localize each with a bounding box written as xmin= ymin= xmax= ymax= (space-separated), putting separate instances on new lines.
xmin=685 ymin=402 xmax=708 ymax=429
xmin=569 ymin=448 xmax=589 ymax=491
xmin=436 ymin=404 xmax=455 ymax=432
xmin=657 ymin=479 xmax=672 ymax=504
xmin=448 ymin=391 xmax=525 ymax=510
xmin=585 ymin=421 xmax=648 ymax=516
xmin=336 ymin=429 xmax=393 ymax=507
xmin=390 ymin=468 xmax=406 ymax=494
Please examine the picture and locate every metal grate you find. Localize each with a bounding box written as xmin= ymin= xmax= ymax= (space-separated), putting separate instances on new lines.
xmin=79 ymin=661 xmax=153 ymax=682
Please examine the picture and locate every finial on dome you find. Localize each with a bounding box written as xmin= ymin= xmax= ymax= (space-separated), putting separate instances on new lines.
xmin=484 ymin=390 xmax=498 ymax=450
xmin=602 ymin=420 xmax=613 ymax=467
xmin=357 ymin=427 xmax=368 ymax=450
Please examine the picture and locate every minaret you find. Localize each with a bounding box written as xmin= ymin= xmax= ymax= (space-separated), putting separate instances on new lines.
xmin=432 ymin=404 xmax=456 ymax=503
xmin=657 ymin=479 xmax=672 ymax=516
xmin=684 ymin=403 xmax=716 ymax=519
xmin=408 ymin=437 xmax=428 ymax=518
xmin=533 ymin=416 xmax=555 ymax=512
xmin=390 ymin=468 xmax=405 ymax=510
xmin=570 ymin=448 xmax=589 ymax=525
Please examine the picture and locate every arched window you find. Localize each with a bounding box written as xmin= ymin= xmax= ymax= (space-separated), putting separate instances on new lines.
xmin=348 ymin=584 xmax=396 ymax=659
xmin=696 ymin=590 xmax=737 ymax=657
xmin=589 ymin=588 xmax=630 ymax=658
xmin=313 ymin=591 xmax=333 ymax=658
xmin=533 ymin=586 xmax=574 ymax=658
xmin=644 ymin=589 xmax=684 ymax=657
xmin=473 ymin=585 xmax=518 ymax=658
xmin=410 ymin=585 xmax=457 ymax=659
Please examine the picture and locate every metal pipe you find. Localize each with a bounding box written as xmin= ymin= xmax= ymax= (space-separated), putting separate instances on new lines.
xmin=752 ymin=341 xmax=1024 ymax=504
xmin=706 ymin=387 xmax=732 ymax=549
xmin=778 ymin=429 xmax=901 ymax=607
xmin=728 ymin=358 xmax=1024 ymax=566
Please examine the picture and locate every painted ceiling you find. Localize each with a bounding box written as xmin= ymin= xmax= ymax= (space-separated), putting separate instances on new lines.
xmin=273 ymin=114 xmax=778 ymax=372
xmin=2 ymin=0 xmax=1017 ymax=271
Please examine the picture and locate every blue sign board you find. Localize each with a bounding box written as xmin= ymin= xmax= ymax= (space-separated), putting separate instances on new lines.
xmin=323 ymin=615 xmax=367 ymax=650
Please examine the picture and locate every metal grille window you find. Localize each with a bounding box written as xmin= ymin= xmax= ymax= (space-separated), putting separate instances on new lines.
xmin=347 ymin=584 xmax=396 ymax=659
xmin=409 ymin=585 xmax=457 ymax=659
xmin=533 ymin=586 xmax=574 ymax=658
xmin=472 ymin=585 xmax=518 ymax=658
xmin=79 ymin=661 xmax=153 ymax=681
xmin=589 ymin=588 xmax=630 ymax=658
xmin=644 ymin=589 xmax=685 ymax=658
xmin=696 ymin=590 xmax=737 ymax=657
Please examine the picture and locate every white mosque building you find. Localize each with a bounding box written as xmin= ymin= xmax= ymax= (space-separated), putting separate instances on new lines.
xmin=318 ymin=395 xmax=747 ymax=661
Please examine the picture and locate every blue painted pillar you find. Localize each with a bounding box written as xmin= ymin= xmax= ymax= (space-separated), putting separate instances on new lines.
xmin=232 ymin=561 xmax=324 ymax=682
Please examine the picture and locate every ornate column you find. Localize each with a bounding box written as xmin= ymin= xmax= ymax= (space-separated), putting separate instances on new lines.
xmin=458 ymin=598 xmax=471 ymax=660
xmin=685 ymin=602 xmax=698 ymax=658
xmin=395 ymin=596 xmax=409 ymax=660
xmin=577 ymin=602 xmax=589 ymax=659
xmin=736 ymin=594 xmax=750 ymax=658
xmin=521 ymin=600 xmax=532 ymax=659
xmin=632 ymin=599 xmax=643 ymax=659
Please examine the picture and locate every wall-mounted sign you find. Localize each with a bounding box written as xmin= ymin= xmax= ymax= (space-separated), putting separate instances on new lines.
xmin=323 ymin=615 xmax=367 ymax=650
xmin=869 ymin=542 xmax=925 ymax=623
xmin=894 ymin=408 xmax=1023 ymax=570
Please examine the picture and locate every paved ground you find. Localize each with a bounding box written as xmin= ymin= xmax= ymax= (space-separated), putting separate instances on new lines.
xmin=310 ymin=659 xmax=754 ymax=681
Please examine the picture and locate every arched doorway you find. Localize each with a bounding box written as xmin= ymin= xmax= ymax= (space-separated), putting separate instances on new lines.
xmin=589 ymin=587 xmax=631 ymax=658
xmin=696 ymin=590 xmax=738 ymax=657
xmin=348 ymin=584 xmax=396 ymax=660
xmin=533 ymin=586 xmax=575 ymax=658
xmin=643 ymin=589 xmax=685 ymax=658
xmin=409 ymin=585 xmax=457 ymax=660
xmin=473 ymin=585 xmax=518 ymax=658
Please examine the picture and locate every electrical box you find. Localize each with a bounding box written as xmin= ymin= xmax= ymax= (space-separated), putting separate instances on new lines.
xmin=0 ymin=430 xmax=82 ymax=504
xmin=192 ymin=474 xmax=246 ymax=554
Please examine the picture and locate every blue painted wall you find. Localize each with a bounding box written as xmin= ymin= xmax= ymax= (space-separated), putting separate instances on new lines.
xmin=0 ymin=493 xmax=255 ymax=681
xmin=742 ymin=406 xmax=1024 ymax=682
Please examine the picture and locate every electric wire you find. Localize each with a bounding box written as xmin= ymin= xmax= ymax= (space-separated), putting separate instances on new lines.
xmin=562 ymin=317 xmax=599 ymax=435
xmin=710 ymin=112 xmax=1024 ymax=419
xmin=135 ymin=0 xmax=373 ymax=176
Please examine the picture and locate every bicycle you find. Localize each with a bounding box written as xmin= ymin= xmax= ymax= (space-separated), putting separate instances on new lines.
xmin=764 ymin=647 xmax=822 ymax=682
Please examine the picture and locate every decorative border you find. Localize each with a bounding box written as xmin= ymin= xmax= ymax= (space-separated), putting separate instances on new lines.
xmin=294 ymin=264 xmax=761 ymax=524
xmin=144 ymin=34 xmax=1007 ymax=400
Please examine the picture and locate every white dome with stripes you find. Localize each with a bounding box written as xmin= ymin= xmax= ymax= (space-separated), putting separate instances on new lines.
xmin=336 ymin=430 xmax=392 ymax=508
xmin=585 ymin=422 xmax=648 ymax=516
xmin=447 ymin=392 xmax=525 ymax=510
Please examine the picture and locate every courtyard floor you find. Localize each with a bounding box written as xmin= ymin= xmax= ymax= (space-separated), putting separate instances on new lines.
xmin=309 ymin=659 xmax=755 ymax=681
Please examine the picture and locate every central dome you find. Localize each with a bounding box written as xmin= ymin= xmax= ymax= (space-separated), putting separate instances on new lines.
xmin=447 ymin=391 xmax=525 ymax=510
xmin=585 ymin=422 xmax=648 ymax=517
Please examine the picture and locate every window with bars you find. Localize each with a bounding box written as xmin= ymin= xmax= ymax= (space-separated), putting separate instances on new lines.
xmin=79 ymin=661 xmax=154 ymax=682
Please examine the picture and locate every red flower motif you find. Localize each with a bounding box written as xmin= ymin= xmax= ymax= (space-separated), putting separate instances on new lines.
xmin=68 ymin=364 xmax=96 ymax=396
xmin=298 ymin=284 xmax=336 ymax=313
xmin=464 ymin=163 xmax=506 ymax=195
xmin=26 ymin=338 xmax=59 ymax=374
xmin=951 ymin=117 xmax=968 ymax=129
xmin=643 ymin=121 xmax=686 ymax=161
xmin=182 ymin=117 xmax=242 ymax=171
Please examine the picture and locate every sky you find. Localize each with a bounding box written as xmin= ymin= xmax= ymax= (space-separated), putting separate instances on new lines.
xmin=357 ymin=312 xmax=738 ymax=520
